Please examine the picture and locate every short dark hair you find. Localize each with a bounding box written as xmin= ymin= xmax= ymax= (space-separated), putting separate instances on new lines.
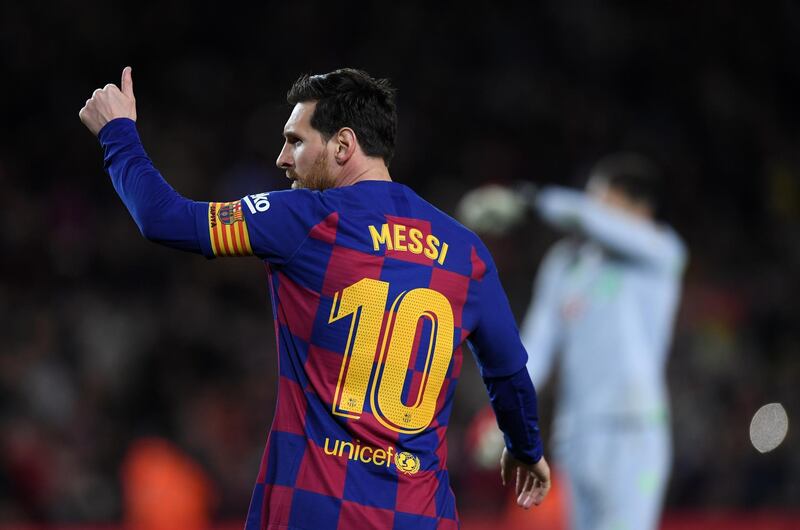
xmin=589 ymin=152 xmax=662 ymax=208
xmin=287 ymin=68 xmax=397 ymax=166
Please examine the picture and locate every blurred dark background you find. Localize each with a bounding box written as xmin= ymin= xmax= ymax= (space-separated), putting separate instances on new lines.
xmin=1 ymin=0 xmax=799 ymax=526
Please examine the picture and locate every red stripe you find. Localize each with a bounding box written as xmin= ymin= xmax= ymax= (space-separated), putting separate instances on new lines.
xmin=210 ymin=204 xmax=222 ymax=255
xmin=220 ymin=222 xmax=233 ymax=256
xmin=232 ymin=221 xmax=244 ymax=255
xmin=236 ymin=220 xmax=247 ymax=255
xmin=231 ymin=224 xmax=242 ymax=256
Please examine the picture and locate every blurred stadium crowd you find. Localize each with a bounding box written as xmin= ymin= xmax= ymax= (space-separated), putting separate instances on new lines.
xmin=1 ymin=0 xmax=798 ymax=524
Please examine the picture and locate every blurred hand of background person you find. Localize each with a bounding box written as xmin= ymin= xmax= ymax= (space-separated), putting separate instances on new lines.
xmin=79 ymin=66 xmax=137 ymax=136
xmin=456 ymin=184 xmax=532 ymax=236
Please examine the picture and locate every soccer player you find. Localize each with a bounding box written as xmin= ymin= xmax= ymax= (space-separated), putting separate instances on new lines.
xmin=459 ymin=155 xmax=687 ymax=530
xmin=79 ymin=67 xmax=550 ymax=529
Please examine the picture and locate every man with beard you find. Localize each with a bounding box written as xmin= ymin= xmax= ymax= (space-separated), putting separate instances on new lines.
xmin=79 ymin=67 xmax=550 ymax=529
xmin=458 ymin=155 xmax=687 ymax=530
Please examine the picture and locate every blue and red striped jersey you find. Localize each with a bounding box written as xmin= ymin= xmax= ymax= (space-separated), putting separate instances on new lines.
xmin=98 ymin=118 xmax=541 ymax=530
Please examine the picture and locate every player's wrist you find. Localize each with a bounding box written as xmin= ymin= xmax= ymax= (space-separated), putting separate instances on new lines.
xmin=98 ymin=117 xmax=140 ymax=146
xmin=506 ymin=433 xmax=543 ymax=465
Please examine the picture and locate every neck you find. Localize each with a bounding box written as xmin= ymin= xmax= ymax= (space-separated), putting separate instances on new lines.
xmin=335 ymin=161 xmax=392 ymax=188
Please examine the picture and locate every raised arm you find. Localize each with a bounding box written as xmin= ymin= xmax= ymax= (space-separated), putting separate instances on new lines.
xmin=535 ymin=186 xmax=686 ymax=271
xmin=80 ymin=67 xmax=207 ymax=253
xmin=98 ymin=118 xmax=210 ymax=253
xmin=80 ymin=68 xmax=329 ymax=263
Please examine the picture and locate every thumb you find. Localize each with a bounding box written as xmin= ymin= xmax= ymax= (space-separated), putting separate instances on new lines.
xmin=121 ymin=66 xmax=134 ymax=98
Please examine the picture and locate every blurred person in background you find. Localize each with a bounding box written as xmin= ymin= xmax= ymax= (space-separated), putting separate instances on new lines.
xmin=121 ymin=437 xmax=214 ymax=530
xmin=459 ymin=153 xmax=687 ymax=530
xmin=78 ymin=66 xmax=551 ymax=529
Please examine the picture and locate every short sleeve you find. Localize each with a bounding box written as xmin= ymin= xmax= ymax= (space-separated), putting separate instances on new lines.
xmin=198 ymin=189 xmax=331 ymax=264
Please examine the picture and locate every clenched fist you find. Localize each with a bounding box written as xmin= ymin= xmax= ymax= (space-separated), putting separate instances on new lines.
xmin=79 ymin=66 xmax=137 ymax=136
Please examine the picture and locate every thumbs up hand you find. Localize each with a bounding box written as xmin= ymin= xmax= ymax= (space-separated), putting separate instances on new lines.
xmin=79 ymin=66 xmax=137 ymax=136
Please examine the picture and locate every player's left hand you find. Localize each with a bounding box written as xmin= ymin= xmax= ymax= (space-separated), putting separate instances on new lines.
xmin=500 ymin=447 xmax=551 ymax=509
xmin=79 ymin=66 xmax=137 ymax=136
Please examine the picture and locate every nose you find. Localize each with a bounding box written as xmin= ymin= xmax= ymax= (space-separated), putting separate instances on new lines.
xmin=276 ymin=143 xmax=293 ymax=171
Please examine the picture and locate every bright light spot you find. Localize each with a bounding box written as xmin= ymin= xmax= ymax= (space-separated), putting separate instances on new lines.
xmin=749 ymin=402 xmax=788 ymax=453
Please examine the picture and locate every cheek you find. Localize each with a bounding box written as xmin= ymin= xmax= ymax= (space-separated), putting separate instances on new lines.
xmin=294 ymin=145 xmax=312 ymax=168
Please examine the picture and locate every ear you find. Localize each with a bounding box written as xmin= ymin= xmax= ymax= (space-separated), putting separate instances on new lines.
xmin=333 ymin=128 xmax=358 ymax=164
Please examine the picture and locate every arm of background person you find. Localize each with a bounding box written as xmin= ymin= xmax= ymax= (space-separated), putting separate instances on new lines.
xmin=535 ymin=186 xmax=686 ymax=272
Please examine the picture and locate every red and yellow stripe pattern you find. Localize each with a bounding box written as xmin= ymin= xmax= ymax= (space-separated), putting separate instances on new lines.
xmin=208 ymin=201 xmax=253 ymax=257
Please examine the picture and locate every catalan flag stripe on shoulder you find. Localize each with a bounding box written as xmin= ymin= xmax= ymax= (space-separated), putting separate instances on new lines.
xmin=208 ymin=201 xmax=253 ymax=257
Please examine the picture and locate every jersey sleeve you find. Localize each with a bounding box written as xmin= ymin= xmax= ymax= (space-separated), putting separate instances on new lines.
xmin=467 ymin=243 xmax=529 ymax=378
xmin=536 ymin=186 xmax=687 ymax=272
xmin=200 ymin=189 xmax=330 ymax=263
xmin=483 ymin=367 xmax=544 ymax=464
xmin=100 ymin=118 xmax=209 ymax=254
xmin=468 ymin=241 xmax=544 ymax=463
xmin=97 ymin=117 xmax=329 ymax=263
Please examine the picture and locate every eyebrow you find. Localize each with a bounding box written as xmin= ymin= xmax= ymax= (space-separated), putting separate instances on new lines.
xmin=283 ymin=129 xmax=302 ymax=141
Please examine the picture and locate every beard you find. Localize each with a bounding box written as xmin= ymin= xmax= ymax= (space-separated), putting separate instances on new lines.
xmin=288 ymin=151 xmax=336 ymax=191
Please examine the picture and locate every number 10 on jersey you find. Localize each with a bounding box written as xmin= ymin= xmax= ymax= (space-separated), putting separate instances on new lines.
xmin=329 ymin=278 xmax=455 ymax=434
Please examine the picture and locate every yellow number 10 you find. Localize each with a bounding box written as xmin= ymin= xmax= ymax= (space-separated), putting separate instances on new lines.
xmin=329 ymin=278 xmax=455 ymax=434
